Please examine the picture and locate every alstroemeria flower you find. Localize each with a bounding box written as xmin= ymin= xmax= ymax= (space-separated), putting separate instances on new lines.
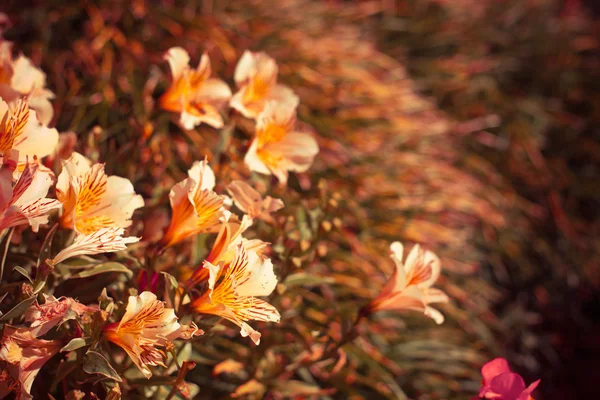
xmin=103 ymin=291 xmax=184 ymax=378
xmin=479 ymin=358 xmax=540 ymax=400
xmin=0 ymin=152 xmax=61 ymax=232
xmin=49 ymin=227 xmax=139 ymax=266
xmin=0 ymin=326 xmax=61 ymax=400
xmin=227 ymin=180 xmax=283 ymax=223
xmin=159 ymin=159 xmax=229 ymax=248
xmin=191 ymin=244 xmax=279 ymax=345
xmin=159 ymin=47 xmax=231 ymax=130
xmin=187 ymin=215 xmax=268 ymax=287
xmin=0 ymin=40 xmax=55 ymax=126
xmin=366 ymin=242 xmax=449 ymax=324
xmin=245 ymin=101 xmax=318 ymax=184
xmin=230 ymin=50 xmax=299 ymax=119
xmin=56 ymin=152 xmax=144 ymax=235
xmin=23 ymin=295 xmax=98 ymax=337
xmin=0 ymin=97 xmax=58 ymax=164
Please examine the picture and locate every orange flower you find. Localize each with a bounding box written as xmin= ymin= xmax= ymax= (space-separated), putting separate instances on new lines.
xmin=0 ymin=39 xmax=55 ymax=126
xmin=160 ymin=159 xmax=229 ymax=248
xmin=0 ymin=152 xmax=61 ymax=232
xmin=0 ymin=326 xmax=61 ymax=400
xmin=227 ymin=180 xmax=283 ymax=223
xmin=367 ymin=242 xmax=449 ymax=324
xmin=0 ymin=97 xmax=58 ymax=165
xmin=187 ymin=215 xmax=268 ymax=287
xmin=160 ymin=47 xmax=231 ymax=130
xmin=230 ymin=50 xmax=299 ymax=119
xmin=245 ymin=101 xmax=318 ymax=184
xmin=56 ymin=152 xmax=144 ymax=235
xmin=191 ymin=244 xmax=279 ymax=345
xmin=103 ymin=292 xmax=196 ymax=378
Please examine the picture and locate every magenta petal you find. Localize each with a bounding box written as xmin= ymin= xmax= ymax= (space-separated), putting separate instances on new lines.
xmin=490 ymin=372 xmax=527 ymax=398
xmin=482 ymin=358 xmax=512 ymax=384
xmin=517 ymin=379 xmax=541 ymax=400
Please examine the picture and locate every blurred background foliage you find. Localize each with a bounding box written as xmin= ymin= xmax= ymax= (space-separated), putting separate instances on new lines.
xmin=2 ymin=0 xmax=598 ymax=398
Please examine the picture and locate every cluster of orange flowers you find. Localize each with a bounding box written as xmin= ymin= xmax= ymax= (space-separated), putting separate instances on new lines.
xmin=0 ymin=21 xmax=450 ymax=399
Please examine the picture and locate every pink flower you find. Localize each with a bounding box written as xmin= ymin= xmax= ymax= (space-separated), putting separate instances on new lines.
xmin=0 ymin=326 xmax=61 ymax=400
xmin=23 ymin=295 xmax=98 ymax=337
xmin=478 ymin=358 xmax=540 ymax=400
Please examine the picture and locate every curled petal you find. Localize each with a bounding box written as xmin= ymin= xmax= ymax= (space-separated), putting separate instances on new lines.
xmin=50 ymin=227 xmax=139 ymax=265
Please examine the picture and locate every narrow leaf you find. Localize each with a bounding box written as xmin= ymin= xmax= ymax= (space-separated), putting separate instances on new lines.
xmin=83 ymin=350 xmax=123 ymax=382
xmin=0 ymin=227 xmax=14 ymax=282
xmin=37 ymin=223 xmax=59 ymax=268
xmin=70 ymin=262 xmax=133 ymax=279
xmin=13 ymin=266 xmax=33 ymax=283
xmin=284 ymin=273 xmax=335 ymax=287
xmin=0 ymin=297 xmax=36 ymax=321
xmin=61 ymin=337 xmax=89 ymax=352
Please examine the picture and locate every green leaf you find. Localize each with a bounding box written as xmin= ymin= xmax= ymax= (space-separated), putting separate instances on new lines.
xmin=70 ymin=262 xmax=133 ymax=279
xmin=161 ymin=271 xmax=179 ymax=306
xmin=13 ymin=266 xmax=33 ymax=283
xmin=161 ymin=271 xmax=178 ymax=290
xmin=0 ymin=227 xmax=14 ymax=283
xmin=0 ymin=297 xmax=36 ymax=321
xmin=83 ymin=350 xmax=122 ymax=382
xmin=61 ymin=337 xmax=89 ymax=352
xmin=37 ymin=223 xmax=59 ymax=268
xmin=33 ymin=280 xmax=46 ymax=294
xmin=51 ymin=356 xmax=78 ymax=391
xmin=284 ymin=273 xmax=335 ymax=287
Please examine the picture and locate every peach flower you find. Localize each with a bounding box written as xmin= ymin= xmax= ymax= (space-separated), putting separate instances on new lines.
xmin=160 ymin=47 xmax=231 ymax=130
xmin=230 ymin=50 xmax=299 ymax=119
xmin=56 ymin=152 xmax=144 ymax=235
xmin=0 ymin=39 xmax=55 ymax=126
xmin=227 ymin=180 xmax=283 ymax=223
xmin=367 ymin=242 xmax=449 ymax=324
xmin=159 ymin=159 xmax=229 ymax=248
xmin=191 ymin=244 xmax=279 ymax=345
xmin=245 ymin=101 xmax=318 ymax=184
xmin=103 ymin=291 xmax=198 ymax=378
xmin=0 ymin=97 xmax=58 ymax=165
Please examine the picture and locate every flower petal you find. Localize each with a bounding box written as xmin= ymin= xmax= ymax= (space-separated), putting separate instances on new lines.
xmin=165 ymin=47 xmax=190 ymax=81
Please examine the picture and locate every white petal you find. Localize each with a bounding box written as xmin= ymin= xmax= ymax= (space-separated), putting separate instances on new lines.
xmin=237 ymin=252 xmax=277 ymax=297
xmin=233 ymin=50 xmax=256 ymax=86
xmin=187 ymin=159 xmax=215 ymax=191
xmin=165 ymin=47 xmax=190 ymax=81
xmin=244 ymin=140 xmax=270 ymax=175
